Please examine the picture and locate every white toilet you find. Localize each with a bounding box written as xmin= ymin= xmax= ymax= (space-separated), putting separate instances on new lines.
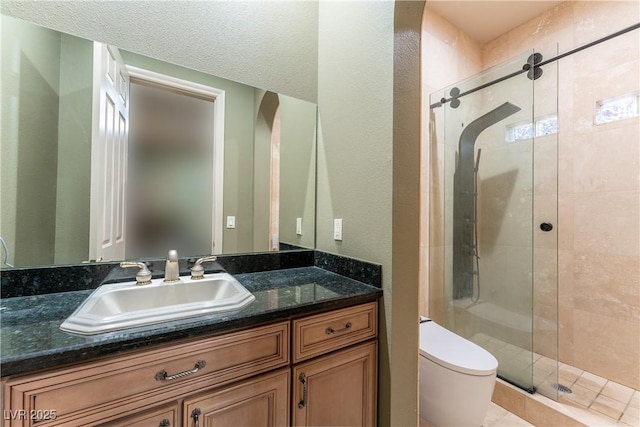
xmin=419 ymin=318 xmax=498 ymax=427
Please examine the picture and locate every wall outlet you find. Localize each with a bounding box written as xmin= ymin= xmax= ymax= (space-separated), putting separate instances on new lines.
xmin=333 ymin=218 xmax=343 ymax=241
xmin=226 ymin=216 xmax=236 ymax=229
xmin=296 ymin=218 xmax=303 ymax=235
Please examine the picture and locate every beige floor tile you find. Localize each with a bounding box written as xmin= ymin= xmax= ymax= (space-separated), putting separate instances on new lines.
xmin=601 ymin=381 xmax=635 ymax=404
xmin=628 ymin=390 xmax=640 ymax=409
xmin=535 ymin=356 xmax=559 ymax=375
xmin=492 ymin=411 xmax=534 ymax=427
xmin=574 ymin=371 xmax=607 ymax=393
xmin=558 ymin=362 xmax=583 ymax=385
xmin=561 ymin=383 xmax=599 ymax=407
xmin=589 ymin=394 xmax=626 ymax=420
xmin=533 ymin=371 xmax=553 ymax=389
xmin=483 ymin=402 xmax=535 ymax=427
xmin=620 ymin=403 xmax=639 ymax=426
xmin=621 ymin=404 xmax=639 ymax=426
xmin=483 ymin=402 xmax=509 ymax=426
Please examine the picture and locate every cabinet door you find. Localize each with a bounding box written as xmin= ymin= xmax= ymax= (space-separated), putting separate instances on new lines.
xmin=183 ymin=369 xmax=289 ymax=427
xmin=98 ymin=403 xmax=178 ymax=427
xmin=292 ymin=341 xmax=377 ymax=427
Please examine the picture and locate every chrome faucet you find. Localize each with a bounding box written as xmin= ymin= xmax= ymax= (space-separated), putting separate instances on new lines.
xmin=164 ymin=249 xmax=180 ymax=282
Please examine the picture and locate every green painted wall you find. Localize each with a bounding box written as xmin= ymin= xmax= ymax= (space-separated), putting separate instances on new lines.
xmin=1 ymin=15 xmax=61 ymax=266
xmin=278 ymin=95 xmax=316 ymax=249
xmin=54 ymin=33 xmax=93 ymax=264
xmin=316 ymin=2 xmax=397 ymax=423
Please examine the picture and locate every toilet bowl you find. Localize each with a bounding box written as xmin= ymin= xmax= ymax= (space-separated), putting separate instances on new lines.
xmin=419 ymin=318 xmax=498 ymax=427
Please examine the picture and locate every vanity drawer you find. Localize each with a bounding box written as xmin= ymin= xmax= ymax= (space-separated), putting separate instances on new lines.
xmin=99 ymin=403 xmax=179 ymax=427
xmin=3 ymin=321 xmax=288 ymax=427
xmin=292 ymin=302 xmax=377 ymax=363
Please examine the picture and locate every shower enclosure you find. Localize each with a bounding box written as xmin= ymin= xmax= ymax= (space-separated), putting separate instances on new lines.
xmin=429 ymin=48 xmax=560 ymax=399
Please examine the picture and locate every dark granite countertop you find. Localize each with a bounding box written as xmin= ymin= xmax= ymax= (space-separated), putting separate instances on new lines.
xmin=0 ymin=266 xmax=382 ymax=377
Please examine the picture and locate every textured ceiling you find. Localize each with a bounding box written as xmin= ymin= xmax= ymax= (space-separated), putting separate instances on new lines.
xmin=426 ymin=0 xmax=565 ymax=44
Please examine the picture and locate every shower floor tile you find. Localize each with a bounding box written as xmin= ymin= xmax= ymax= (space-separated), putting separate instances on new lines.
xmin=562 ymin=382 xmax=600 ymax=407
xmin=602 ymin=381 xmax=636 ymax=403
xmin=575 ymin=371 xmax=608 ymax=393
xmin=468 ymin=332 xmax=639 ymax=426
xmin=553 ymin=362 xmax=640 ymax=426
xmin=590 ymin=394 xmax=627 ymax=420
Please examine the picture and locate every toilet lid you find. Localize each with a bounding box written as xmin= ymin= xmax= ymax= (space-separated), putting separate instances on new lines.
xmin=419 ymin=321 xmax=498 ymax=376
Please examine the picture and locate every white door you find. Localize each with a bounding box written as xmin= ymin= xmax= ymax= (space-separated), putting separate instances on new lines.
xmin=89 ymin=43 xmax=129 ymax=262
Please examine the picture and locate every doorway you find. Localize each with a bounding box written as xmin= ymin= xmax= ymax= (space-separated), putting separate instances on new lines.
xmin=126 ymin=79 xmax=215 ymax=259
xmin=125 ymin=67 xmax=225 ymax=259
xmin=89 ymin=43 xmax=225 ymax=261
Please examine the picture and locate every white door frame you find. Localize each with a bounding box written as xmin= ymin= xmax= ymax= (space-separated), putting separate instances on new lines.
xmin=125 ymin=66 xmax=225 ymax=255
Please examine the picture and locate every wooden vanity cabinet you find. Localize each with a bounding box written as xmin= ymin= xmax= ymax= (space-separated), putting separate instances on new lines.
xmin=2 ymin=301 xmax=378 ymax=427
xmin=291 ymin=302 xmax=378 ymax=427
xmin=1 ymin=322 xmax=289 ymax=427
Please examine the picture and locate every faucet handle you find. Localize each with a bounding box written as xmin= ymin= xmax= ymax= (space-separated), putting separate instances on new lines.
xmin=120 ymin=262 xmax=153 ymax=285
xmin=190 ymin=255 xmax=218 ymax=280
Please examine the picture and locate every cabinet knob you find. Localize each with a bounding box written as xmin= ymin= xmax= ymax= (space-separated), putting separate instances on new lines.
xmin=159 ymin=419 xmax=171 ymax=427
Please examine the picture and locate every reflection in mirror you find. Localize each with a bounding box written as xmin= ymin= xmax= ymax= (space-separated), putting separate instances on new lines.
xmin=0 ymin=14 xmax=317 ymax=269
xmin=127 ymin=80 xmax=215 ymax=259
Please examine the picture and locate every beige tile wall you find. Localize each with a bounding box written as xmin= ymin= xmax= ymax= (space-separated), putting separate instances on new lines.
xmin=423 ymin=1 xmax=640 ymax=389
xmin=420 ymin=8 xmax=483 ymax=322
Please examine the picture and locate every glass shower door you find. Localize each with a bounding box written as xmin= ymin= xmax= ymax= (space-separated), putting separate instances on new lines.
xmin=429 ymin=49 xmax=558 ymax=394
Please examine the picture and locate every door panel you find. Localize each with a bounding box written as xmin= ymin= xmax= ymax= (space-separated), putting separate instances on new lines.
xmin=292 ymin=341 xmax=377 ymax=426
xmin=183 ymin=369 xmax=290 ymax=427
xmin=91 ymin=43 xmax=128 ymax=261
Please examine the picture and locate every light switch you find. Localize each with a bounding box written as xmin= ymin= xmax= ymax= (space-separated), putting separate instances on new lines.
xmin=296 ymin=218 xmax=303 ymax=235
xmin=333 ymin=218 xmax=343 ymax=241
xmin=226 ymin=216 xmax=236 ymax=229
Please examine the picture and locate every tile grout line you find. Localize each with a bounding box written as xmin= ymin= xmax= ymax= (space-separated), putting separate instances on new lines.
xmin=619 ymin=390 xmax=637 ymax=423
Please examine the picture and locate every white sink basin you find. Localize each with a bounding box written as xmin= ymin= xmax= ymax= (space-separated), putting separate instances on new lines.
xmin=60 ymin=273 xmax=255 ymax=335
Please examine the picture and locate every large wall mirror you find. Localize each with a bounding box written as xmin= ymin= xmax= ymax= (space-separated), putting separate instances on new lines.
xmin=0 ymin=14 xmax=317 ymax=269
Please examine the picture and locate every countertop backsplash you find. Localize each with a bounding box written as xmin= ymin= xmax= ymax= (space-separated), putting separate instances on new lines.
xmin=1 ymin=249 xmax=380 ymax=298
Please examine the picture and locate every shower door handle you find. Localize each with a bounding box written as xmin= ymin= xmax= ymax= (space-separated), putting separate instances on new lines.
xmin=540 ymin=222 xmax=554 ymax=232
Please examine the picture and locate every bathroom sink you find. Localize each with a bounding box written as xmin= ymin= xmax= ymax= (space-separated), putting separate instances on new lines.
xmin=60 ymin=272 xmax=255 ymax=335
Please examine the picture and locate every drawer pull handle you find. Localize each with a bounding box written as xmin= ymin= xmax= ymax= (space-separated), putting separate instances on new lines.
xmin=155 ymin=360 xmax=206 ymax=381
xmin=298 ymin=373 xmax=308 ymax=409
xmin=326 ymin=322 xmax=352 ymax=335
xmin=159 ymin=419 xmax=171 ymax=427
xmin=191 ymin=408 xmax=201 ymax=427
